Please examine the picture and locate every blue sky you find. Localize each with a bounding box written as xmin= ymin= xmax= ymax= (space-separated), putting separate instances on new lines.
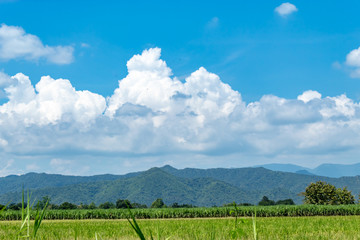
xmin=0 ymin=1 xmax=360 ymax=175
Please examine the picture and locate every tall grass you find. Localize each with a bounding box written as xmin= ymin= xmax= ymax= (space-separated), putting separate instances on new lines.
xmin=15 ymin=190 xmax=48 ymax=239
xmin=1 ymin=216 xmax=359 ymax=239
xmin=252 ymin=208 xmax=257 ymax=240
xmin=126 ymin=202 xmax=257 ymax=240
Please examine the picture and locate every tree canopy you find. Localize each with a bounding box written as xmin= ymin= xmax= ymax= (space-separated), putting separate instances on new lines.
xmin=151 ymin=198 xmax=166 ymax=208
xmin=302 ymin=181 xmax=355 ymax=205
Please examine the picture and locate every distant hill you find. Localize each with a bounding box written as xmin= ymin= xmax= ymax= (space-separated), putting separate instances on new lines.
xmin=1 ymin=165 xmax=360 ymax=206
xmin=0 ymin=168 xmax=257 ymax=206
xmin=159 ymin=165 xmax=360 ymax=203
xmin=256 ymin=162 xmax=360 ymax=178
xmin=295 ymin=170 xmax=315 ymax=176
xmin=311 ymin=163 xmax=360 ymax=178
xmin=254 ymin=163 xmax=310 ymax=173
xmin=0 ymin=171 xmax=141 ymax=195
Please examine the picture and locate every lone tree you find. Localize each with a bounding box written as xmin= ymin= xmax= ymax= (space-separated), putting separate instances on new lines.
xmin=116 ymin=199 xmax=132 ymax=209
xmin=151 ymin=198 xmax=165 ymax=208
xmin=302 ymin=181 xmax=355 ymax=205
xmin=258 ymin=196 xmax=275 ymax=206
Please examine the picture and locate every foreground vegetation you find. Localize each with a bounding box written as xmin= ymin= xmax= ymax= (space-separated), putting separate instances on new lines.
xmin=0 ymin=181 xmax=359 ymax=239
xmin=1 ymin=216 xmax=360 ymax=239
xmin=2 ymin=204 xmax=360 ymax=220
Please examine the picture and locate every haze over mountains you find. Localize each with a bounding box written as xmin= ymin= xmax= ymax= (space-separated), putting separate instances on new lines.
xmin=256 ymin=163 xmax=360 ymax=178
xmin=1 ymin=164 xmax=360 ymax=207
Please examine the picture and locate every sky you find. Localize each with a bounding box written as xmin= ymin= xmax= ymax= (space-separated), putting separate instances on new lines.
xmin=0 ymin=0 xmax=360 ymax=176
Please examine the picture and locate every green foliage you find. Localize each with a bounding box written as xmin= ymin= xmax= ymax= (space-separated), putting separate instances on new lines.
xmin=239 ymin=203 xmax=253 ymax=206
xmin=229 ymin=202 xmax=247 ymax=239
xmin=88 ymin=202 xmax=97 ymax=209
xmin=126 ymin=208 xmax=147 ymax=240
xmin=132 ymin=202 xmax=148 ymax=209
xmin=275 ymin=199 xmax=295 ymax=205
xmin=0 ymin=204 xmax=6 ymax=211
xmin=170 ymin=202 xmax=195 ymax=208
xmin=258 ymin=196 xmax=275 ymax=206
xmin=8 ymin=203 xmax=23 ymax=211
xmin=33 ymin=198 xmax=49 ymax=237
xmin=151 ymin=199 xmax=165 ymax=208
xmin=98 ymin=201 xmax=115 ymax=209
xmin=116 ymin=199 xmax=132 ymax=209
xmin=37 ymin=196 xmax=51 ymax=209
xmin=3 ymin=205 xmax=360 ymax=221
xmin=303 ymin=181 xmax=355 ymax=205
xmin=17 ymin=190 xmax=48 ymax=239
xmin=59 ymin=202 xmax=78 ymax=210
xmin=3 ymin=215 xmax=360 ymax=239
xmin=334 ymin=187 xmax=355 ymax=205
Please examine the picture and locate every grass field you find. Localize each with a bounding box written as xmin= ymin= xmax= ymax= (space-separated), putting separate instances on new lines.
xmin=1 ymin=216 xmax=360 ymax=239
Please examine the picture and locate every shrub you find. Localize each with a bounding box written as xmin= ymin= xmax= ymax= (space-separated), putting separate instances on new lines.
xmin=99 ymin=201 xmax=115 ymax=209
xmin=258 ymin=196 xmax=275 ymax=206
xmin=151 ymin=198 xmax=166 ymax=208
xmin=276 ymin=199 xmax=295 ymax=205
xmin=59 ymin=202 xmax=78 ymax=210
xmin=116 ymin=199 xmax=132 ymax=209
xmin=302 ymin=181 xmax=355 ymax=205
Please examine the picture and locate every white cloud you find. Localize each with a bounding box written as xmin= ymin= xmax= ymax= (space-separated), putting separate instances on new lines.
xmin=297 ymin=90 xmax=321 ymax=103
xmin=275 ymin=3 xmax=298 ymax=17
xmin=1 ymin=47 xmax=360 ymax=174
xmin=0 ymin=73 xmax=106 ymax=125
xmin=0 ymin=160 xmax=14 ymax=177
xmin=0 ymin=24 xmax=74 ymax=64
xmin=0 ymin=71 xmax=11 ymax=87
xmin=26 ymin=163 xmax=40 ymax=171
xmin=346 ymin=47 xmax=360 ymax=67
xmin=345 ymin=47 xmax=360 ymax=78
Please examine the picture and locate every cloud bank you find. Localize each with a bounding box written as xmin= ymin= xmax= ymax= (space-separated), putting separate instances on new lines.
xmin=1 ymin=48 xmax=360 ymax=174
xmin=275 ymin=3 xmax=298 ymax=17
xmin=0 ymin=24 xmax=74 ymax=64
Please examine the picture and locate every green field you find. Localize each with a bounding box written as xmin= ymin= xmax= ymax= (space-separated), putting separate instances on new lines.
xmin=1 ymin=216 xmax=360 ymax=239
xmin=2 ymin=205 xmax=360 ymax=220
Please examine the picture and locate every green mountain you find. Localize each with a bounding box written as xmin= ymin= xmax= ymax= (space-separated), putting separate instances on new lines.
xmin=0 ymin=172 xmax=140 ymax=195
xmin=159 ymin=165 xmax=360 ymax=203
xmin=1 ymin=165 xmax=360 ymax=206
xmin=0 ymin=168 xmax=257 ymax=206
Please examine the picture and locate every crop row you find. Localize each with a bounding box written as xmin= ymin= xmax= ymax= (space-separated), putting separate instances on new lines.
xmin=1 ymin=205 xmax=360 ymax=220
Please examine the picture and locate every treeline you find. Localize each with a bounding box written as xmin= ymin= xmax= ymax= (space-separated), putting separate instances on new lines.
xmin=0 ymin=197 xmax=196 ymax=211
xmin=223 ymin=196 xmax=295 ymax=207
xmin=1 ymin=196 xmax=293 ymax=211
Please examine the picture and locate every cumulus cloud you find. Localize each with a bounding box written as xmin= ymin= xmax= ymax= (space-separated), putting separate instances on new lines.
xmin=275 ymin=3 xmax=298 ymax=17
xmin=0 ymin=73 xmax=106 ymax=125
xmin=0 ymin=24 xmax=74 ymax=64
xmin=346 ymin=46 xmax=360 ymax=78
xmin=297 ymin=90 xmax=321 ymax=103
xmin=1 ymin=47 xmax=360 ymax=174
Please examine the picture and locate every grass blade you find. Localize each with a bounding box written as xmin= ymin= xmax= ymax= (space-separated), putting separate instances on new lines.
xmin=252 ymin=208 xmax=257 ymax=240
xmin=33 ymin=199 xmax=49 ymax=237
xmin=127 ymin=208 xmax=146 ymax=240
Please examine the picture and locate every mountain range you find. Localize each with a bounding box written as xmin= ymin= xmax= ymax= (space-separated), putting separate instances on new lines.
xmin=256 ymin=163 xmax=360 ymax=178
xmin=1 ymin=164 xmax=360 ymax=207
